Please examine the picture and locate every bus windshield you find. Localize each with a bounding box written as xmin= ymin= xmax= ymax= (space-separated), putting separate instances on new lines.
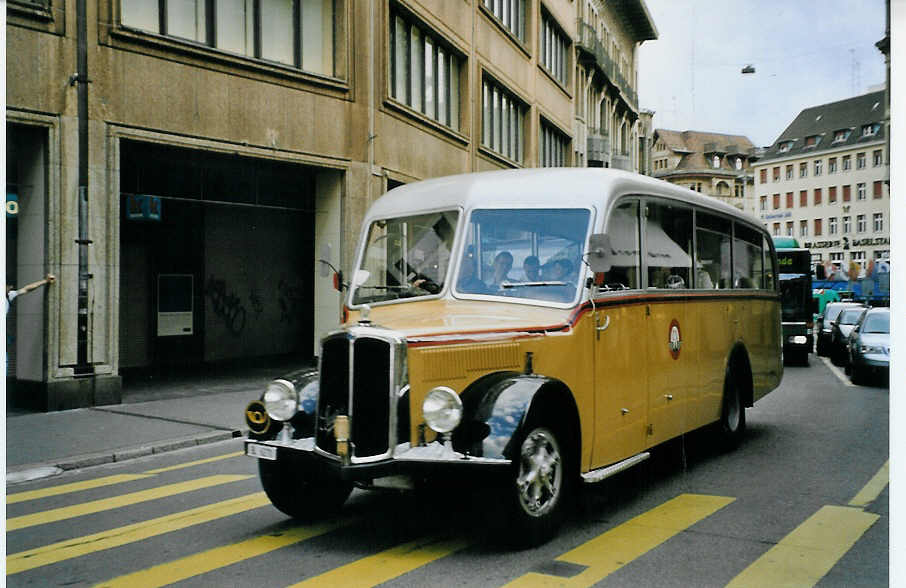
xmin=776 ymin=248 xmax=812 ymax=322
xmin=351 ymin=211 xmax=459 ymax=305
xmin=456 ymin=208 xmax=591 ymax=304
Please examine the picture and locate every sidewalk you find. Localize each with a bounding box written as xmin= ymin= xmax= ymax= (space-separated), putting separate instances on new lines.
xmin=5 ymin=356 xmax=312 ymax=483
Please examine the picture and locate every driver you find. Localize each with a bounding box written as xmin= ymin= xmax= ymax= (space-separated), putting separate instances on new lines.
xmin=487 ymin=251 xmax=514 ymax=289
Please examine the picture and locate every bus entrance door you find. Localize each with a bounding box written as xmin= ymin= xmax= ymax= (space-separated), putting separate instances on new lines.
xmin=591 ymin=303 xmax=648 ymax=468
xmin=645 ymin=301 xmax=689 ymax=446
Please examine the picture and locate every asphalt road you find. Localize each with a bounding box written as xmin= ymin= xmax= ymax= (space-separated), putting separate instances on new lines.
xmin=6 ymin=358 xmax=888 ymax=587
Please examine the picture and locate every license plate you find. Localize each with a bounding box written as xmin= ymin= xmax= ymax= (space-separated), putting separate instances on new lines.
xmin=247 ymin=443 xmax=277 ymax=460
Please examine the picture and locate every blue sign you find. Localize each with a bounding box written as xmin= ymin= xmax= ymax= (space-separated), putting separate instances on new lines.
xmin=125 ymin=194 xmax=162 ymax=221
xmin=6 ymin=192 xmax=18 ymax=218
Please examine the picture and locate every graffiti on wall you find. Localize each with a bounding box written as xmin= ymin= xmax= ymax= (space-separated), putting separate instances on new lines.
xmin=206 ymin=276 xmax=247 ymax=335
xmin=277 ymin=278 xmax=306 ymax=324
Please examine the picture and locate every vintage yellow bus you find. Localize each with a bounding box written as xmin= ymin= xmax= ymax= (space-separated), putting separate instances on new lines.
xmin=244 ymin=168 xmax=783 ymax=545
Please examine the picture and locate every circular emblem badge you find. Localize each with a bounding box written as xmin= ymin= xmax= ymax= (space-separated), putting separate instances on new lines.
xmin=245 ymin=400 xmax=275 ymax=437
xmin=668 ymin=319 xmax=682 ymax=360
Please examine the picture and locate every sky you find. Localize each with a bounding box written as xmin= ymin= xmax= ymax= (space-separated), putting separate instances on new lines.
xmin=637 ymin=0 xmax=887 ymax=148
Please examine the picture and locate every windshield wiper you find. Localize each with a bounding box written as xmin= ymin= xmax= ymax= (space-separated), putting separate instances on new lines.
xmin=501 ymin=281 xmax=567 ymax=288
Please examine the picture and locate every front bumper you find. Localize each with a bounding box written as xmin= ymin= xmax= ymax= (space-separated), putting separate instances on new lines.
xmin=245 ymin=436 xmax=512 ymax=483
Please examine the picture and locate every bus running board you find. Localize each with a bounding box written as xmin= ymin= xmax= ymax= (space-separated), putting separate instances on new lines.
xmin=581 ymin=452 xmax=650 ymax=484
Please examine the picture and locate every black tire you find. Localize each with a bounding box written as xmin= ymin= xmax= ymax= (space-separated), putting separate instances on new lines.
xmin=506 ymin=424 xmax=570 ymax=547
xmin=816 ymin=340 xmax=827 ymax=357
xmin=718 ymin=375 xmax=746 ymax=448
xmin=831 ymin=347 xmax=846 ymax=367
xmin=258 ymin=459 xmax=352 ymax=520
xmin=850 ymin=366 xmax=864 ymax=385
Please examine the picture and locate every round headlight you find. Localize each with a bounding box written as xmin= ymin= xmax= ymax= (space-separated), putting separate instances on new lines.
xmin=422 ymin=386 xmax=463 ymax=434
xmin=263 ymin=380 xmax=298 ymax=422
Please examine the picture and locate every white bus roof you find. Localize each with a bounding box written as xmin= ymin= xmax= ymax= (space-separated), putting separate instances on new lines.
xmin=367 ymin=168 xmax=764 ymax=232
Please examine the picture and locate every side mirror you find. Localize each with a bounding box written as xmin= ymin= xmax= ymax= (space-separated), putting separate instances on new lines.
xmin=587 ymin=233 xmax=613 ymax=273
xmin=319 ymin=243 xmax=332 ymax=278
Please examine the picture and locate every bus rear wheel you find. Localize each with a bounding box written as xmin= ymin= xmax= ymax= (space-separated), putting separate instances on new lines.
xmin=718 ymin=376 xmax=746 ymax=448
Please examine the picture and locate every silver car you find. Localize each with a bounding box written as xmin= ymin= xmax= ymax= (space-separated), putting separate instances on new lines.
xmin=847 ymin=307 xmax=890 ymax=385
xmin=829 ymin=306 xmax=868 ymax=367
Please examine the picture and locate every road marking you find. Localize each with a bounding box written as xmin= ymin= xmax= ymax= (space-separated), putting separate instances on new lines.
xmin=821 ymin=356 xmax=854 ymax=387
xmin=504 ymin=494 xmax=735 ymax=587
xmin=289 ymin=534 xmax=471 ymax=587
xmin=6 ymin=475 xmax=251 ymax=531
xmin=725 ymin=505 xmax=879 ymax=588
xmin=849 ymin=460 xmax=889 ymax=508
xmin=6 ymin=474 xmax=154 ymax=504
xmin=6 ymin=492 xmax=271 ymax=575
xmin=143 ymin=451 xmax=244 ymax=474
xmin=93 ymin=518 xmax=353 ymax=588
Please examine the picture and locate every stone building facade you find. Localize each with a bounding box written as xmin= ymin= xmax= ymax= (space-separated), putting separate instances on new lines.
xmin=650 ymin=130 xmax=757 ymax=210
xmin=751 ymin=91 xmax=889 ymax=272
xmin=5 ymin=0 xmax=657 ymax=409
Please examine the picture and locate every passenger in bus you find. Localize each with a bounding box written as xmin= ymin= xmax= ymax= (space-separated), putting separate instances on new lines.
xmin=523 ymin=256 xmax=541 ymax=281
xmin=488 ymin=251 xmax=514 ymax=289
xmin=696 ymin=264 xmax=715 ymax=289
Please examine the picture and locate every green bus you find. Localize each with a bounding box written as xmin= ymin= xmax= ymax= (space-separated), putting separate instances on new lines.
xmin=773 ymin=237 xmax=814 ymax=365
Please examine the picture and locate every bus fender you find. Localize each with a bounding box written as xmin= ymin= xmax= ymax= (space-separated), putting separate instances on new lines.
xmin=246 ymin=368 xmax=319 ymax=440
xmin=725 ymin=343 xmax=754 ymax=408
xmin=454 ymin=372 xmax=579 ymax=461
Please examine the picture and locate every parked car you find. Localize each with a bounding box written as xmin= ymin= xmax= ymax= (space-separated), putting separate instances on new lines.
xmin=847 ymin=307 xmax=890 ymax=385
xmin=829 ymin=306 xmax=868 ymax=366
xmin=816 ymin=302 xmax=864 ymax=356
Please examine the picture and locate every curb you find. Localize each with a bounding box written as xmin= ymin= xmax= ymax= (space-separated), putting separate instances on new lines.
xmin=7 ymin=429 xmax=246 ymax=485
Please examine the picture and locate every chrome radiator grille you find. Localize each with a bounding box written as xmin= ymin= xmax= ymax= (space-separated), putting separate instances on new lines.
xmin=316 ymin=331 xmax=399 ymax=461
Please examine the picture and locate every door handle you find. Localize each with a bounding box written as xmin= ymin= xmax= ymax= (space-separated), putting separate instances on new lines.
xmin=596 ymin=313 xmax=611 ymax=339
xmin=664 ymin=394 xmax=674 ymax=401
xmin=621 ymin=408 xmax=629 ymax=415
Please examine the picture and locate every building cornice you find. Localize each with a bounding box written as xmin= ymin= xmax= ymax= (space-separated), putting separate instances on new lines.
xmin=756 ymin=137 xmax=885 ymax=166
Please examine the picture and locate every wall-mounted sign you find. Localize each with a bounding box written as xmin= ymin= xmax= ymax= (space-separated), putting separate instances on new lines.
xmin=125 ymin=194 xmax=162 ymax=221
xmin=761 ymin=212 xmax=792 ymax=220
xmin=6 ymin=192 xmax=18 ymax=218
xmin=157 ymin=274 xmax=193 ymax=337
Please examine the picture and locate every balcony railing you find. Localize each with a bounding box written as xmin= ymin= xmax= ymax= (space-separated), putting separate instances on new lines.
xmin=575 ymin=18 xmax=638 ymax=111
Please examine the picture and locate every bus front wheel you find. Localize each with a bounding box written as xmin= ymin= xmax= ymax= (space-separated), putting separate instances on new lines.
xmin=718 ymin=377 xmax=746 ymax=448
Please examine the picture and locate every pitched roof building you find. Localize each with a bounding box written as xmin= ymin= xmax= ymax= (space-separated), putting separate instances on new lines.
xmin=751 ymin=90 xmax=889 ymax=272
xmin=650 ymin=130 xmax=757 ymax=210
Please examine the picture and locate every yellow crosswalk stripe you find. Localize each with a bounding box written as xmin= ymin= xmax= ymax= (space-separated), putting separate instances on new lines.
xmin=849 ymin=460 xmax=889 ymax=508
xmin=504 ymin=494 xmax=735 ymax=587
xmin=6 ymin=475 xmax=251 ymax=531
xmin=6 ymin=474 xmax=154 ymax=505
xmin=93 ymin=517 xmax=353 ymax=588
xmin=143 ymin=451 xmax=244 ymax=474
xmin=289 ymin=534 xmax=471 ymax=587
xmin=725 ymin=505 xmax=879 ymax=588
xmin=7 ymin=492 xmax=271 ymax=575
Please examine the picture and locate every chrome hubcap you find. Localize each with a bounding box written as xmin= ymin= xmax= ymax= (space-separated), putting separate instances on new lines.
xmin=726 ymin=390 xmax=740 ymax=431
xmin=516 ymin=428 xmax=562 ymax=517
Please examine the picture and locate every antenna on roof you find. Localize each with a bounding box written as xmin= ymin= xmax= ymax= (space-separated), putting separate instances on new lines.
xmin=741 ymin=64 xmax=755 ymax=74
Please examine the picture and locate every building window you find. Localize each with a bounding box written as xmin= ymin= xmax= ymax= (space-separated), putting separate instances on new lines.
xmin=873 ymin=213 xmax=883 ymax=232
xmin=828 ymin=186 xmax=836 ymax=203
xmin=873 ymin=149 xmax=883 ymax=166
xmin=391 ymin=9 xmax=463 ymax=131
xmin=833 ymin=129 xmax=850 ymax=142
xmin=735 ymin=157 xmax=742 ymax=170
xmin=799 ymin=190 xmax=807 ymax=207
xmin=830 ymin=252 xmax=843 ymax=264
xmin=856 ymin=152 xmax=866 ymax=169
xmin=539 ymin=119 xmax=569 ymax=167
xmin=857 ymin=214 xmax=866 ymax=233
xmin=482 ymin=77 xmax=525 ymax=163
xmin=852 ymin=251 xmax=866 ymax=266
xmin=785 ymin=192 xmax=793 ymax=209
xmin=713 ymin=155 xmax=720 ymax=168
xmin=760 ymin=195 xmax=766 ymax=211
xmin=772 ymin=223 xmax=780 ymax=236
xmin=857 ymin=182 xmax=866 ymax=200
xmin=772 ymin=167 xmax=780 ymax=182
xmin=760 ymin=169 xmax=767 ymax=184
xmin=121 ymin=0 xmax=338 ymax=76
xmin=786 ymin=221 xmax=794 ymax=236
xmin=778 ymin=141 xmax=792 ymax=153
xmin=814 ymin=188 xmax=822 ymax=205
xmin=829 ymin=217 xmax=838 ymax=235
xmin=540 ymin=11 xmax=568 ymax=85
xmin=842 ymin=155 xmax=851 ymax=171
xmin=862 ymin=123 xmax=879 ymax=137
xmin=843 ymin=184 xmax=851 ymax=202
xmin=842 ymin=216 xmax=851 ymax=234
xmin=772 ymin=193 xmax=780 ymax=209
xmin=828 ymin=157 xmax=837 ymax=173
xmin=785 ymin=164 xmax=793 ymax=180
xmin=805 ymin=135 xmax=820 ymax=147
xmin=874 ymin=250 xmax=889 ymax=260
xmin=482 ymin=0 xmax=526 ymax=41
xmin=814 ymin=218 xmax=822 ymax=236
xmin=874 ymin=180 xmax=883 ymax=199
xmin=799 ymin=162 xmax=807 ymax=178
xmin=799 ymin=220 xmax=808 ymax=237
xmin=735 ymin=184 xmax=744 ymax=198
xmin=814 ymin=159 xmax=822 ymax=176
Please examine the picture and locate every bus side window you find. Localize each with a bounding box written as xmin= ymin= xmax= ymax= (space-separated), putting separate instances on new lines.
xmin=646 ymin=202 xmax=692 ymax=289
xmin=604 ymin=201 xmax=641 ymax=289
xmin=695 ymin=212 xmax=731 ymax=289
xmin=763 ymin=236 xmax=777 ymax=290
xmin=734 ymin=223 xmax=764 ymax=288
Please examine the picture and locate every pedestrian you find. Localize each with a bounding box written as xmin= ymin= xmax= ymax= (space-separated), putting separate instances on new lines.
xmin=862 ymin=259 xmax=874 ymax=300
xmin=6 ymin=274 xmax=55 ymax=315
xmin=848 ymin=259 xmax=860 ymax=292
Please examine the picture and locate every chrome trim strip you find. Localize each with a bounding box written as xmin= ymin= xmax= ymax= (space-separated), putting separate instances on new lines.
xmin=581 ymin=452 xmax=650 ymax=484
